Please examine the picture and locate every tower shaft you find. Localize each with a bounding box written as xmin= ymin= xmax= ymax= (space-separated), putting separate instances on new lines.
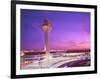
xmin=44 ymin=32 xmax=49 ymax=52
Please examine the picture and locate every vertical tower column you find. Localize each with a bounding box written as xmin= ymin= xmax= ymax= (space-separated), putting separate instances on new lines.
xmin=44 ymin=31 xmax=50 ymax=62
xmin=42 ymin=18 xmax=52 ymax=67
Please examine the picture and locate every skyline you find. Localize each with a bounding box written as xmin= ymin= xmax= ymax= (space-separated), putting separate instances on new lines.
xmin=21 ymin=9 xmax=90 ymax=51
